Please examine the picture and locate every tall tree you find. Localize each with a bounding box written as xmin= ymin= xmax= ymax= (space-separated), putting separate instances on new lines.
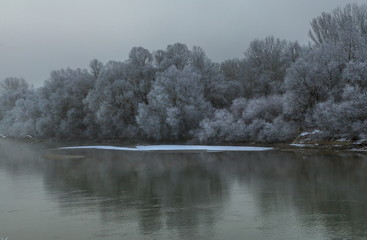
xmin=137 ymin=66 xmax=212 ymax=140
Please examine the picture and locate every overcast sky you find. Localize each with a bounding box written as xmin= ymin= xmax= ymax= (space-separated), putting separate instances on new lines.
xmin=1 ymin=0 xmax=366 ymax=86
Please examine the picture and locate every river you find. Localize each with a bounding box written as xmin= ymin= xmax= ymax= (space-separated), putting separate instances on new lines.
xmin=0 ymin=139 xmax=366 ymax=240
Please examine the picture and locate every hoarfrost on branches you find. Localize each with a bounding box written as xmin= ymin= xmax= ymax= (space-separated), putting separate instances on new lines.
xmin=1 ymin=3 xmax=367 ymax=143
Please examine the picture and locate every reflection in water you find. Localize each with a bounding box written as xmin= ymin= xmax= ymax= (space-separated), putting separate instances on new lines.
xmin=0 ymin=139 xmax=367 ymax=239
xmin=42 ymin=150 xmax=227 ymax=239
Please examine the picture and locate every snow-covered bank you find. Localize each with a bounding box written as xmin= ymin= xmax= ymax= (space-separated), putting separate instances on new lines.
xmin=59 ymin=145 xmax=273 ymax=152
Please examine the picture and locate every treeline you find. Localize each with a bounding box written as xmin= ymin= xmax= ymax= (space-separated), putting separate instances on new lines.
xmin=1 ymin=3 xmax=367 ymax=143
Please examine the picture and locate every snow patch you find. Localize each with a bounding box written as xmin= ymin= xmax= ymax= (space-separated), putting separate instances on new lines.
xmin=349 ymin=148 xmax=367 ymax=152
xmin=290 ymin=143 xmax=319 ymax=147
xmin=290 ymin=144 xmax=307 ymax=147
xmin=299 ymin=130 xmax=321 ymax=137
xmin=59 ymin=145 xmax=273 ymax=152
xmin=353 ymin=139 xmax=367 ymax=145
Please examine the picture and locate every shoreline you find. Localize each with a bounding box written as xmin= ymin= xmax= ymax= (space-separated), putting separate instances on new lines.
xmin=1 ymin=136 xmax=367 ymax=153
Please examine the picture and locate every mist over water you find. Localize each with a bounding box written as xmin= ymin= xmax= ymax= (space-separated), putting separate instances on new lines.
xmin=0 ymin=139 xmax=367 ymax=239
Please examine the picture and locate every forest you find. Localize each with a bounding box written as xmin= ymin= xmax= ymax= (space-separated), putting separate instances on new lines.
xmin=1 ymin=3 xmax=367 ymax=143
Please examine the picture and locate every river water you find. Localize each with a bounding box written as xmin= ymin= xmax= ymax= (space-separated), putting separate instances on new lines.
xmin=0 ymin=139 xmax=366 ymax=240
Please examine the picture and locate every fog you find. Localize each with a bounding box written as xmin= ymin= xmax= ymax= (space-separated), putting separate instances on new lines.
xmin=1 ymin=0 xmax=366 ymax=86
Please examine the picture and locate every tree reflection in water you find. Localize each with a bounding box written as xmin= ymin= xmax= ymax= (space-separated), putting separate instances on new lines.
xmin=1 ymin=139 xmax=367 ymax=239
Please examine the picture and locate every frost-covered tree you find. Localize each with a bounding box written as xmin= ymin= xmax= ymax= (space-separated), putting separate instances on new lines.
xmin=190 ymin=46 xmax=208 ymax=71
xmin=128 ymin=47 xmax=153 ymax=67
xmin=196 ymin=109 xmax=246 ymax=143
xmin=220 ymin=59 xmax=245 ymax=82
xmin=284 ymin=3 xmax=367 ymax=125
xmin=195 ymin=95 xmax=297 ymax=143
xmin=157 ymin=43 xmax=191 ymax=71
xmin=2 ymin=3 xmax=367 ymax=143
xmin=85 ymin=62 xmax=135 ymax=138
xmin=89 ymin=59 xmax=103 ymax=79
xmin=244 ymin=36 xmax=302 ymax=97
xmin=342 ymin=61 xmax=367 ymax=89
xmin=308 ymin=58 xmax=367 ymax=139
xmin=0 ymin=77 xmax=29 ymax=94
xmin=85 ymin=47 xmax=155 ymax=138
xmin=241 ymin=95 xmax=284 ymax=124
xmin=283 ymin=49 xmax=333 ymax=122
xmin=309 ymin=3 xmax=367 ymax=47
xmin=35 ymin=68 xmax=95 ymax=138
xmin=0 ymin=77 xmax=30 ymax=121
xmin=153 ymin=50 xmax=166 ymax=67
xmin=0 ymin=89 xmax=41 ymax=136
xmin=311 ymin=86 xmax=367 ymax=139
xmin=189 ymin=46 xmax=239 ymax=108
xmin=137 ymin=66 xmax=212 ymax=140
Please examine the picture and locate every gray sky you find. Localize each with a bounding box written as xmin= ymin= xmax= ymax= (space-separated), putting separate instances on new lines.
xmin=1 ymin=0 xmax=366 ymax=86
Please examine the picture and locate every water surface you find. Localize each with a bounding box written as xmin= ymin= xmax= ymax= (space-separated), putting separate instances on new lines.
xmin=0 ymin=140 xmax=367 ymax=240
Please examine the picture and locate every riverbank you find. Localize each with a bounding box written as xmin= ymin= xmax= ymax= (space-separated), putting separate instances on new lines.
xmin=1 ymin=133 xmax=367 ymax=152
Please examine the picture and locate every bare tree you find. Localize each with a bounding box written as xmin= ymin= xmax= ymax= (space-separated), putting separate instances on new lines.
xmin=0 ymin=77 xmax=28 ymax=94
xmin=89 ymin=59 xmax=103 ymax=79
